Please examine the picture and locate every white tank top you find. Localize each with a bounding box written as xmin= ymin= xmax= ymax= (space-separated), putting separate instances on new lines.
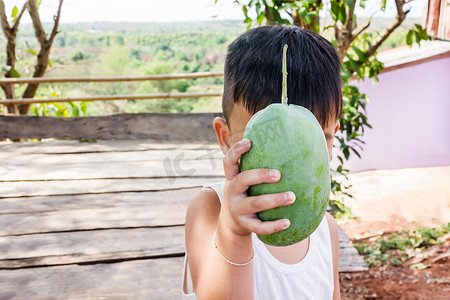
xmin=182 ymin=181 xmax=334 ymax=299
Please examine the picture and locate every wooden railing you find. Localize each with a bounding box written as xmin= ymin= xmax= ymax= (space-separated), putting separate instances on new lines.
xmin=0 ymin=71 xmax=224 ymax=105
xmin=0 ymin=72 xmax=225 ymax=140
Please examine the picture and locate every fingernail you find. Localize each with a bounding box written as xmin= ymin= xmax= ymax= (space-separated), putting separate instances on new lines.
xmin=241 ymin=139 xmax=250 ymax=146
xmin=285 ymin=192 xmax=295 ymax=203
xmin=282 ymin=219 xmax=290 ymax=229
xmin=270 ymin=169 xmax=280 ymax=179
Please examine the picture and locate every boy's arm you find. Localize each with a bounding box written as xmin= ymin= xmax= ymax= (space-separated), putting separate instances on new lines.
xmin=325 ymin=212 xmax=341 ymax=300
xmin=185 ymin=139 xmax=293 ymax=300
xmin=185 ymin=188 xmax=254 ymax=299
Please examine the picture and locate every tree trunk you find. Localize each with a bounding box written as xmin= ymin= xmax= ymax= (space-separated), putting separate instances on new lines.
xmin=16 ymin=0 xmax=63 ymax=115
xmin=0 ymin=0 xmax=26 ymax=115
xmin=19 ymin=44 xmax=51 ymax=115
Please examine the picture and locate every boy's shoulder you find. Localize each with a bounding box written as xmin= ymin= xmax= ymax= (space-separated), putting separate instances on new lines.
xmin=324 ymin=212 xmax=339 ymax=245
xmin=324 ymin=212 xmax=338 ymax=231
xmin=185 ymin=187 xmax=221 ymax=229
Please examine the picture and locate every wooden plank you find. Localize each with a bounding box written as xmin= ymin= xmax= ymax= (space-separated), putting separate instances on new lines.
xmin=1 ymin=92 xmax=222 ymax=105
xmin=0 ymin=71 xmax=223 ymax=84
xmin=0 ymin=192 xmax=367 ymax=271
xmin=0 ymin=189 xmax=202 ymax=214
xmin=0 ymin=177 xmax=223 ymax=199
xmin=0 ymin=147 xmax=223 ymax=165
xmin=0 ymin=112 xmax=223 ymax=140
xmin=0 ymin=140 xmax=218 ymax=154
xmin=0 ymin=158 xmax=224 ymax=181
xmin=0 ymin=227 xmax=185 ymax=269
xmin=0 ymin=202 xmax=186 ymax=237
xmin=338 ymin=226 xmax=367 ymax=272
xmin=0 ymin=257 xmax=184 ymax=300
xmin=0 ymin=224 xmax=364 ymax=272
xmin=0 ymin=250 xmax=364 ymax=300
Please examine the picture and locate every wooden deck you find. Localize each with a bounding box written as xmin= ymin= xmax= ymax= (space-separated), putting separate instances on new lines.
xmin=0 ymin=140 xmax=366 ymax=299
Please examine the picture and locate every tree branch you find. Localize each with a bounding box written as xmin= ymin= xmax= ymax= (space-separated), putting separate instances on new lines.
xmin=20 ymin=0 xmax=64 ymax=114
xmin=0 ymin=0 xmax=27 ymax=108
xmin=27 ymin=0 xmax=46 ymax=46
xmin=364 ymin=0 xmax=410 ymax=58
xmin=11 ymin=3 xmax=27 ymax=34
xmin=351 ymin=20 xmax=371 ymax=42
xmin=335 ymin=0 xmax=357 ymax=60
xmin=343 ymin=0 xmax=357 ymax=35
xmin=48 ymin=0 xmax=63 ymax=45
xmin=0 ymin=0 xmax=11 ymax=40
xmin=265 ymin=5 xmax=275 ymax=25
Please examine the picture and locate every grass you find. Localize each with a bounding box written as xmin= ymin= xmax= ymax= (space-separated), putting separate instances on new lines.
xmin=329 ymin=199 xmax=355 ymax=222
xmin=353 ymin=223 xmax=450 ymax=268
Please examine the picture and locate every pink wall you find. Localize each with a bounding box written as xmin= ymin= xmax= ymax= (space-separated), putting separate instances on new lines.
xmin=332 ymin=56 xmax=450 ymax=172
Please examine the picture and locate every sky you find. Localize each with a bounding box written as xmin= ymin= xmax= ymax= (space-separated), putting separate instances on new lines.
xmin=5 ymin=0 xmax=428 ymax=24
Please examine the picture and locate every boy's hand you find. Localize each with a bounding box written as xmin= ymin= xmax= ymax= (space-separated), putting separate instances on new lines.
xmin=218 ymin=139 xmax=294 ymax=237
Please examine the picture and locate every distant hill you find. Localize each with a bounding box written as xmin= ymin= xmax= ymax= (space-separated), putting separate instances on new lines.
xmin=14 ymin=17 xmax=422 ymax=36
xmin=0 ymin=18 xmax=424 ymax=116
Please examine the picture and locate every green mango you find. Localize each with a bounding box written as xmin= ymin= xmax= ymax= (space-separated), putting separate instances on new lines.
xmin=240 ymin=103 xmax=330 ymax=246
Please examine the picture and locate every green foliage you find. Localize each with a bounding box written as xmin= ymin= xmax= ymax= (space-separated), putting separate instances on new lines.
xmin=31 ymin=101 xmax=87 ymax=117
xmin=329 ymin=199 xmax=354 ymax=222
xmin=71 ymin=51 xmax=86 ymax=62
xmin=406 ymin=24 xmax=432 ymax=47
xmin=99 ymin=46 xmax=130 ymax=76
xmin=2 ymin=19 xmax=423 ymax=119
xmin=226 ymin=0 xmax=431 ymax=198
xmin=354 ymin=223 xmax=449 ymax=267
xmin=30 ymin=88 xmax=87 ymax=117
xmin=11 ymin=5 xmax=19 ymax=23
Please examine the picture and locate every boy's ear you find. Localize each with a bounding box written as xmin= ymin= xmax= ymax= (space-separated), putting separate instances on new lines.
xmin=213 ymin=117 xmax=231 ymax=154
xmin=334 ymin=120 xmax=340 ymax=134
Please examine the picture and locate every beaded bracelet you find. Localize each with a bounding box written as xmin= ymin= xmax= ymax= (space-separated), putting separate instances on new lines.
xmin=211 ymin=230 xmax=254 ymax=266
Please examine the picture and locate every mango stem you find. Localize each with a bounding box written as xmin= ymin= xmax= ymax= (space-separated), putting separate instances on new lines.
xmin=281 ymin=44 xmax=288 ymax=105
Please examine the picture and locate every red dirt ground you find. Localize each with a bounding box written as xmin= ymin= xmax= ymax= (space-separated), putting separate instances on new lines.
xmin=337 ymin=166 xmax=450 ymax=299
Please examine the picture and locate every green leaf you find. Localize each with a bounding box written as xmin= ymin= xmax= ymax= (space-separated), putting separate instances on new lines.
xmin=351 ymin=45 xmax=367 ymax=62
xmin=338 ymin=4 xmax=347 ymax=24
xmin=299 ymin=7 xmax=311 ymax=23
xmin=265 ymin=0 xmax=274 ymax=7
xmin=1 ymin=65 xmax=11 ymax=73
xmin=257 ymin=13 xmax=265 ymax=25
xmin=242 ymin=5 xmax=248 ymax=16
xmin=381 ymin=0 xmax=387 ymax=11
xmin=330 ymin=2 xmax=340 ymax=20
xmin=80 ymin=101 xmax=87 ymax=115
xmin=406 ymin=30 xmax=413 ymax=46
xmin=69 ymin=102 xmax=80 ymax=116
xmin=48 ymin=59 xmax=53 ymax=67
xmin=311 ymin=20 xmax=319 ymax=33
xmin=255 ymin=2 xmax=261 ymax=15
xmin=410 ymin=263 xmax=431 ymax=270
xmin=10 ymin=68 xmax=20 ymax=78
xmin=344 ymin=0 xmax=354 ymax=11
xmin=11 ymin=6 xmax=18 ymax=22
xmin=28 ymin=49 xmax=37 ymax=56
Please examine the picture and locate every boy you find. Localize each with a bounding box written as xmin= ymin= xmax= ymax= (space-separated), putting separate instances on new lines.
xmin=183 ymin=25 xmax=342 ymax=299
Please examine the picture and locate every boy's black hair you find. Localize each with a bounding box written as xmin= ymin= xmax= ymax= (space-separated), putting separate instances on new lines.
xmin=223 ymin=25 xmax=342 ymax=128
